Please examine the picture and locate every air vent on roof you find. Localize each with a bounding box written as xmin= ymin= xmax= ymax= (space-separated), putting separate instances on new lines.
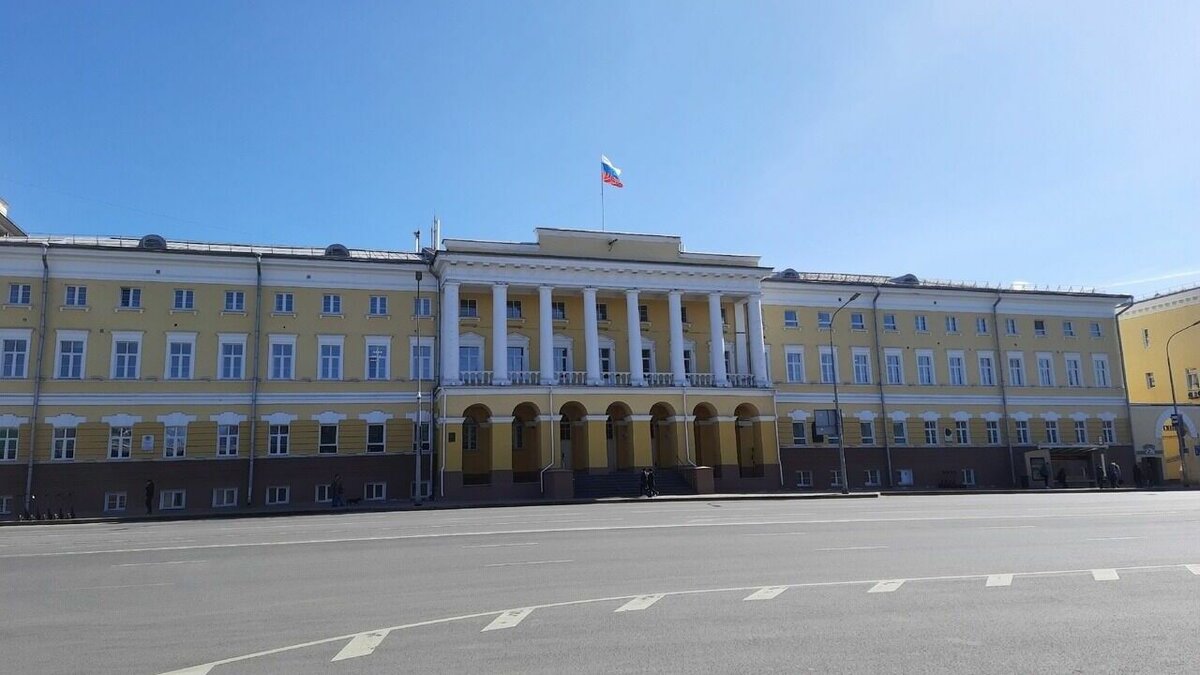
xmin=138 ymin=234 xmax=167 ymax=251
xmin=779 ymin=268 xmax=800 ymax=280
xmin=889 ymin=273 xmax=920 ymax=285
xmin=324 ymin=243 xmax=351 ymax=259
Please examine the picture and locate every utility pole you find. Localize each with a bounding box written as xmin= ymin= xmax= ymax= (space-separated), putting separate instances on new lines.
xmin=830 ymin=292 xmax=861 ymax=495
xmin=1166 ymin=320 xmax=1200 ymax=487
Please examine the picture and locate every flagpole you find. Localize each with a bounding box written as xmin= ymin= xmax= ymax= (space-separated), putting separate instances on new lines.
xmin=600 ymin=172 xmax=606 ymax=232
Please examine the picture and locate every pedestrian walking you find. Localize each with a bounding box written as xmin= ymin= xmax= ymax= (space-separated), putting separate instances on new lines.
xmin=1132 ymin=463 xmax=1143 ymax=489
xmin=331 ymin=474 xmax=344 ymax=507
xmin=1109 ymin=462 xmax=1122 ymax=489
xmin=1095 ymin=463 xmax=1106 ymax=489
xmin=639 ymin=468 xmax=650 ymax=497
xmin=647 ymin=467 xmax=657 ymax=497
xmin=1039 ymin=463 xmax=1050 ymax=489
xmin=144 ymin=479 xmax=155 ymax=515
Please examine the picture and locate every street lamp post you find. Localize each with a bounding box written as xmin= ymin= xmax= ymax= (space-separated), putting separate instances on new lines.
xmin=1165 ymin=319 xmax=1200 ymax=487
xmin=414 ymin=262 xmax=424 ymax=506
xmin=831 ymin=292 xmax=861 ymax=495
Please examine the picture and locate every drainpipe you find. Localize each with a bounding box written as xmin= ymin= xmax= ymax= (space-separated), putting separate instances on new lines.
xmin=246 ymin=254 xmax=263 ymax=505
xmin=430 ymin=259 xmax=445 ymax=498
xmin=870 ymin=286 xmax=893 ymax=487
xmin=1113 ymin=300 xmax=1137 ymax=476
xmin=540 ymin=386 xmax=556 ymax=493
xmin=681 ymin=385 xmax=695 ymax=466
xmin=992 ymin=294 xmax=1016 ymax=487
xmin=771 ymin=393 xmax=785 ymax=488
xmin=24 ymin=244 xmax=50 ymax=513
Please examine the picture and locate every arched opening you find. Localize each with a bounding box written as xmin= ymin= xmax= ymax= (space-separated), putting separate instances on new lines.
xmin=606 ymin=401 xmax=634 ymax=471
xmin=461 ymin=404 xmax=492 ymax=485
xmin=650 ymin=402 xmax=677 ymax=468
xmin=735 ymin=402 xmax=764 ymax=478
xmin=512 ymin=402 xmax=541 ymax=483
xmin=693 ymin=402 xmax=721 ymax=476
xmin=559 ymin=401 xmax=589 ymax=471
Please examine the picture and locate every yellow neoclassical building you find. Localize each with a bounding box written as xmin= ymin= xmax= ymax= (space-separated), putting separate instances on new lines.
xmin=1 ymin=227 xmax=1136 ymax=518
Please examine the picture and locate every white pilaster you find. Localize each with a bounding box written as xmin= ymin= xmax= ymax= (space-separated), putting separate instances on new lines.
xmin=583 ymin=287 xmax=601 ymax=385
xmin=668 ymin=290 xmax=687 ymax=386
xmin=708 ymin=292 xmax=729 ymax=387
xmin=747 ymin=293 xmax=768 ymax=387
xmin=539 ymin=285 xmax=555 ymax=385
xmin=492 ymin=283 xmax=509 ymax=385
xmin=626 ymin=289 xmax=644 ymax=386
xmin=441 ymin=281 xmax=460 ymax=385
xmin=734 ymin=300 xmax=749 ymax=376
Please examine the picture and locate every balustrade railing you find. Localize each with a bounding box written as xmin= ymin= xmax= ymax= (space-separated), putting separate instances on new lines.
xmin=459 ymin=370 xmax=492 ymax=385
xmin=449 ymin=369 xmax=766 ymax=388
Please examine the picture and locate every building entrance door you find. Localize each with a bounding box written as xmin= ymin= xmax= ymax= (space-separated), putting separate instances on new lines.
xmin=560 ymin=416 xmax=572 ymax=469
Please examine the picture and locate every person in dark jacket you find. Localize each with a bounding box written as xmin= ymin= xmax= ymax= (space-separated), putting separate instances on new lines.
xmin=1132 ymin=463 xmax=1143 ymax=488
xmin=1095 ymin=464 xmax=1106 ymax=489
xmin=144 ymin=479 xmax=155 ymax=514
xmin=1056 ymin=467 xmax=1067 ymax=488
xmin=1108 ymin=462 xmax=1122 ymax=489
xmin=647 ymin=467 xmax=657 ymax=497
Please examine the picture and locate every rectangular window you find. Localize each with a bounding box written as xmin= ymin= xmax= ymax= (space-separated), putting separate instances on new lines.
xmin=796 ymin=470 xmax=812 ymax=488
xmin=1008 ymin=354 xmax=1025 ymax=387
xmin=459 ymin=298 xmax=478 ymax=318
xmin=319 ymin=342 xmax=342 ymax=380
xmin=508 ymin=346 xmax=527 ymax=374
xmin=65 ymin=285 xmax=87 ymax=306
xmin=274 ymin=292 xmax=294 ymax=313
xmin=948 ymin=353 xmax=966 ymax=386
xmin=682 ymin=349 xmax=694 ymax=375
xmin=1074 ymin=420 xmax=1087 ymax=444
xmin=323 ymin=294 xmax=342 ymax=315
xmin=791 ymin=421 xmax=807 ymax=445
xmin=885 ymin=351 xmax=903 ymax=385
xmin=1145 ymin=372 xmax=1156 ymax=389
xmin=108 ymin=427 xmax=132 ymax=459
xmin=914 ymin=315 xmax=928 ymax=332
xmin=103 ymin=492 xmax=127 ymax=513
xmin=679 ymin=306 xmax=688 ymax=324
xmin=955 ymin=420 xmax=969 ymax=444
xmin=1037 ymin=355 xmax=1054 ymax=387
xmin=850 ymin=312 xmax=865 ymax=330
xmin=0 ymin=427 xmax=16 ymax=461
xmin=365 ymin=482 xmax=387 ymax=501
xmin=638 ymin=305 xmax=649 ymax=323
xmin=961 ymin=469 xmax=976 ymax=486
xmin=1188 ymin=369 xmax=1200 ymax=391
xmin=266 ymin=486 xmax=290 ymax=505
xmin=892 ymin=421 xmax=908 ymax=445
xmin=412 ymin=296 xmax=432 ymax=317
xmin=411 ymin=343 xmax=433 ymax=380
xmin=978 ymin=353 xmax=996 ymax=386
xmin=1062 ymin=321 xmax=1075 ymax=337
xmin=819 ymin=347 xmax=836 ymax=384
xmin=783 ymin=310 xmax=799 ymax=328
xmin=817 ymin=311 xmax=831 ymax=329
xmin=220 ymin=340 xmax=245 ymax=380
xmin=268 ymin=424 xmax=289 ymax=455
xmin=0 ymin=495 xmax=10 ymax=515
xmin=163 ymin=426 xmax=187 ymax=458
xmin=1101 ymin=420 xmax=1115 ymax=444
xmin=552 ymin=301 xmax=567 ymax=320
xmin=52 ymin=428 xmax=76 ymax=460
xmin=830 ymin=469 xmax=844 ymax=488
xmin=976 ymin=317 xmax=988 ymax=334
xmin=1016 ymin=420 xmax=1030 ymax=445
xmin=319 ymin=424 xmax=338 ymax=454
xmin=506 ymin=300 xmax=522 ymax=319
xmin=1092 ymin=355 xmax=1111 ymax=387
xmin=1034 ymin=319 xmax=1046 ymax=336
xmin=860 ymin=421 xmax=875 ymax=445
xmin=986 ymin=420 xmax=1000 ymax=445
xmin=1005 ymin=318 xmax=1018 ymax=335
xmin=167 ymin=340 xmax=194 ymax=379
xmin=224 ymin=290 xmax=245 ymax=312
xmin=270 ymin=340 xmax=295 ymax=379
xmin=369 ymin=295 xmax=389 ymax=316
xmin=1045 ymin=420 xmax=1059 ymax=444
xmin=594 ymin=303 xmax=606 ymax=321
xmin=367 ymin=342 xmax=390 ymax=380
xmin=945 ymin=316 xmax=958 ymax=333
xmin=641 ymin=348 xmax=653 ymax=375
xmin=173 ymin=289 xmax=194 ymax=310
xmin=785 ymin=349 xmax=805 ymax=383
xmin=463 ymin=421 xmax=479 ymax=451
xmin=2 ymin=337 xmax=29 ymax=379
xmin=212 ymin=487 xmax=238 ymax=508
xmin=1142 ymin=328 xmax=1150 ymax=348
xmin=57 ymin=339 xmax=85 ymax=379
xmin=315 ymin=484 xmax=332 ymax=503
xmin=864 ymin=469 xmax=881 ymax=486
xmin=367 ymin=423 xmax=386 ymax=453
xmin=160 ymin=490 xmax=186 ymax=510
xmin=512 ymin=419 xmax=524 ymax=450
xmin=916 ymin=351 xmax=935 ymax=385
xmin=120 ymin=286 xmax=142 ymax=308
xmin=924 ymin=420 xmax=938 ymax=445
xmin=217 ymin=424 xmax=239 ymax=457
xmin=8 ymin=283 xmax=32 ymax=305
xmin=1066 ymin=355 xmax=1083 ymax=387
xmin=883 ymin=314 xmax=897 ymax=331
xmin=1089 ymin=322 xmax=1103 ymax=338
xmin=460 ymin=345 xmax=482 ymax=373
xmin=852 ymin=350 xmax=871 ymax=384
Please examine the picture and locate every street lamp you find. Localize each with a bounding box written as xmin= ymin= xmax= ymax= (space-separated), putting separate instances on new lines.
xmin=414 ymin=263 xmax=424 ymax=506
xmin=831 ymin=292 xmax=861 ymax=495
xmin=1166 ymin=319 xmax=1200 ymax=487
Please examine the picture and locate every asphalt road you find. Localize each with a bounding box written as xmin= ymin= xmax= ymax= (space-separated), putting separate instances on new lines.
xmin=2 ymin=492 xmax=1198 ymax=674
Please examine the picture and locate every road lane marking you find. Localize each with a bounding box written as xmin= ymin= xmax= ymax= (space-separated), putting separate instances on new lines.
xmin=54 ymin=582 xmax=174 ymax=592
xmin=985 ymin=574 xmax=1013 ymax=587
xmin=980 ymin=525 xmax=1037 ymax=530
xmin=484 ymin=559 xmax=572 ymax=568
xmin=482 ymin=608 xmax=533 ymax=631
xmin=1187 ymin=564 xmax=1200 ymax=576
xmin=744 ymin=586 xmax=788 ymax=601
xmin=817 ymin=546 xmax=887 ymax=551
xmin=744 ymin=532 xmax=807 ymax=536
xmin=1085 ymin=537 xmax=1144 ymax=541
xmin=1091 ymin=569 xmax=1120 ymax=581
xmin=461 ymin=543 xmax=539 ymax=549
xmin=112 ymin=560 xmax=208 ymax=568
xmin=615 ymin=594 xmax=663 ymax=612
xmin=331 ymin=631 xmax=390 ymax=662
xmin=868 ymin=580 xmax=905 ymax=593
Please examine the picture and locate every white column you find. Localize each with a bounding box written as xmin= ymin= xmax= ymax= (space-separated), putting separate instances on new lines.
xmin=747 ymin=293 xmax=768 ymax=387
xmin=441 ymin=281 xmax=460 ymax=385
xmin=492 ymin=283 xmax=509 ymax=385
xmin=538 ymin=285 xmax=555 ymax=385
xmin=668 ymin=290 xmax=686 ymax=386
xmin=708 ymin=292 xmax=728 ymax=387
xmin=734 ymin=300 xmax=749 ymax=376
xmin=626 ymin=289 xmax=644 ymax=386
xmin=582 ymin=287 xmax=601 ymax=385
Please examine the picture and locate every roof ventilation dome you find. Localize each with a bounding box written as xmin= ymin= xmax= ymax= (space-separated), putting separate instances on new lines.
xmin=889 ymin=273 xmax=920 ymax=285
xmin=780 ymin=268 xmax=800 ymax=280
xmin=138 ymin=234 xmax=167 ymax=251
xmin=324 ymin=243 xmax=351 ymax=259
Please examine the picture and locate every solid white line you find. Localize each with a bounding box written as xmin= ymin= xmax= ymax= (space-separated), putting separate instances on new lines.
xmin=331 ymin=631 xmax=390 ymax=662
xmin=980 ymin=525 xmax=1038 ymax=530
xmin=816 ymin=546 xmax=887 ymax=551
xmin=1186 ymin=564 xmax=1200 ymax=576
xmin=112 ymin=560 xmax=208 ymax=568
xmin=461 ymin=543 xmax=539 ymax=549
xmin=55 ymin=582 xmax=175 ymax=592
xmin=482 ymin=608 xmax=532 ymax=631
xmin=1091 ymin=568 xmax=1120 ymax=581
xmin=868 ymin=580 xmax=905 ymax=593
xmin=1085 ymin=537 xmax=1144 ymax=541
xmin=615 ymin=594 xmax=664 ymax=612
xmin=484 ymin=559 xmax=572 ymax=568
xmin=986 ymin=574 xmax=1013 ymax=587
xmin=744 ymin=586 xmax=788 ymax=601
xmin=745 ymin=532 xmax=807 ymax=536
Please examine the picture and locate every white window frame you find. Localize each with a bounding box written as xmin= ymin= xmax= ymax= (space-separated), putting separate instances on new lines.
xmin=365 ymin=336 xmax=391 ymax=381
xmin=783 ymin=310 xmax=799 ymax=328
xmin=0 ymin=427 xmax=17 ymax=461
xmin=1074 ymin=419 xmax=1088 ymax=444
xmin=977 ymin=351 xmax=996 ymax=387
xmin=218 ymin=333 xmax=247 ymax=380
xmin=1089 ymin=322 xmax=1103 ymax=338
xmin=173 ymin=288 xmax=195 ymax=310
xmin=1034 ymin=319 xmax=1047 ymax=337
xmin=108 ymin=426 xmax=133 ymax=459
xmin=315 ymin=484 xmax=332 ymax=503
xmin=317 ymin=335 xmax=345 ymax=381
xmin=1007 ymin=352 xmax=1026 ymax=387
xmin=322 ymin=294 xmax=343 ymax=315
xmin=103 ymin=491 xmax=127 ymax=513
xmin=1092 ymin=354 xmax=1111 ymax=387
xmin=65 ymin=285 xmax=88 ymax=307
xmin=119 ymin=286 xmax=142 ymax=309
xmin=859 ymin=420 xmax=875 ymax=445
xmin=164 ymin=332 xmax=197 ymax=380
xmin=224 ymin=290 xmax=245 ymax=312
xmin=506 ymin=299 xmax=523 ymax=319
xmin=923 ymin=420 xmax=938 ymax=445
xmin=366 ymin=422 xmax=386 ymax=453
xmin=882 ymin=313 xmax=897 ymax=331
xmin=110 ymin=331 xmax=143 ymax=380
xmin=863 ymin=469 xmax=881 ymax=487
xmin=217 ymin=423 xmax=239 ymax=457
xmin=947 ymin=351 xmax=966 ymax=386
xmin=52 ymin=427 xmax=76 ymax=460
xmin=954 ymin=419 xmax=969 ymax=444
xmin=830 ymin=469 xmax=844 ymax=488
xmin=412 ymin=296 xmax=432 ymax=317
xmin=784 ymin=346 xmax=805 ymax=383
xmin=1065 ymin=354 xmax=1083 ymax=387
xmin=818 ymin=345 xmax=837 ymax=384
xmin=269 ymin=334 xmax=298 ymax=380
xmin=1045 ymin=419 xmax=1060 ymax=444
xmin=552 ymin=301 xmax=568 ymax=321
xmin=0 ymin=495 xmax=10 ymax=515
xmin=163 ymin=425 xmax=188 ymax=459
xmin=1101 ymin=420 xmax=1116 ymax=444
xmin=266 ymin=486 xmax=290 ymax=505
xmin=884 ymin=349 xmax=904 ymax=385
xmin=1015 ymin=419 xmax=1031 ymax=445
xmin=850 ymin=312 xmax=866 ymax=330
xmin=892 ymin=420 xmax=908 ymax=445
xmin=0 ymin=329 xmax=32 ymax=379
xmin=365 ymin=482 xmax=387 ymax=501
xmin=54 ymin=330 xmax=88 ymax=380
xmin=795 ymin=470 xmax=812 ymax=488
xmin=459 ymin=298 xmax=478 ymax=318
xmin=1036 ymin=352 xmax=1055 ymax=387
xmin=1005 ymin=318 xmax=1018 ymax=335
xmin=369 ymin=295 xmax=389 ymax=316
xmin=945 ymin=315 xmax=958 ymax=334
xmin=975 ymin=317 xmax=988 ymax=334
xmin=319 ymin=423 xmax=339 ymax=454
xmin=8 ymin=283 xmax=32 ymax=305
xmin=1062 ymin=321 xmax=1075 ymax=337
xmin=268 ymin=423 xmax=290 ymax=455
xmin=160 ymin=489 xmax=186 ymax=510
xmin=985 ymin=420 xmax=1000 ymax=445
xmin=274 ymin=292 xmax=294 ymax=313
xmin=410 ymin=337 xmax=435 ymax=380
xmin=791 ymin=421 xmax=807 ymax=445
xmin=816 ymin=311 xmax=831 ymax=330
xmin=914 ymin=315 xmax=928 ymax=332
xmin=212 ymin=487 xmax=238 ymax=508
xmin=852 ymin=348 xmax=872 ymax=385
xmin=961 ymin=469 xmax=976 ymax=486
xmin=916 ymin=350 xmax=935 ymax=385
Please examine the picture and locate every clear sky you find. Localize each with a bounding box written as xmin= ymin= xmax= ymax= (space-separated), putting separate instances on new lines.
xmin=2 ymin=1 xmax=1196 ymax=297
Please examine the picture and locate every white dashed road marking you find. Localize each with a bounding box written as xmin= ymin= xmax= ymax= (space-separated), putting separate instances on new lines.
xmin=1091 ymin=569 xmax=1120 ymax=581
xmin=1085 ymin=537 xmax=1144 ymax=541
xmin=615 ymin=594 xmax=664 ymax=612
xmin=868 ymin=580 xmax=905 ymax=593
xmin=112 ymin=560 xmax=208 ymax=568
xmin=744 ymin=586 xmax=788 ymax=601
xmin=54 ymin=582 xmax=174 ymax=592
xmin=461 ymin=543 xmax=539 ymax=549
xmin=985 ymin=574 xmax=1013 ymax=587
xmin=331 ymin=631 xmax=390 ymax=662
xmin=817 ymin=546 xmax=887 ymax=551
xmin=483 ymin=608 xmax=533 ymax=631
xmin=1187 ymin=564 xmax=1200 ymax=576
xmin=484 ymin=559 xmax=572 ymax=568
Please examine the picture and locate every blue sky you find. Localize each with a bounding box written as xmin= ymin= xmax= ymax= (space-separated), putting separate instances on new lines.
xmin=2 ymin=1 xmax=1197 ymax=296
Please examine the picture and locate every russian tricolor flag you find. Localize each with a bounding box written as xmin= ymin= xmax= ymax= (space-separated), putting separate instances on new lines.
xmin=601 ymin=155 xmax=624 ymax=188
